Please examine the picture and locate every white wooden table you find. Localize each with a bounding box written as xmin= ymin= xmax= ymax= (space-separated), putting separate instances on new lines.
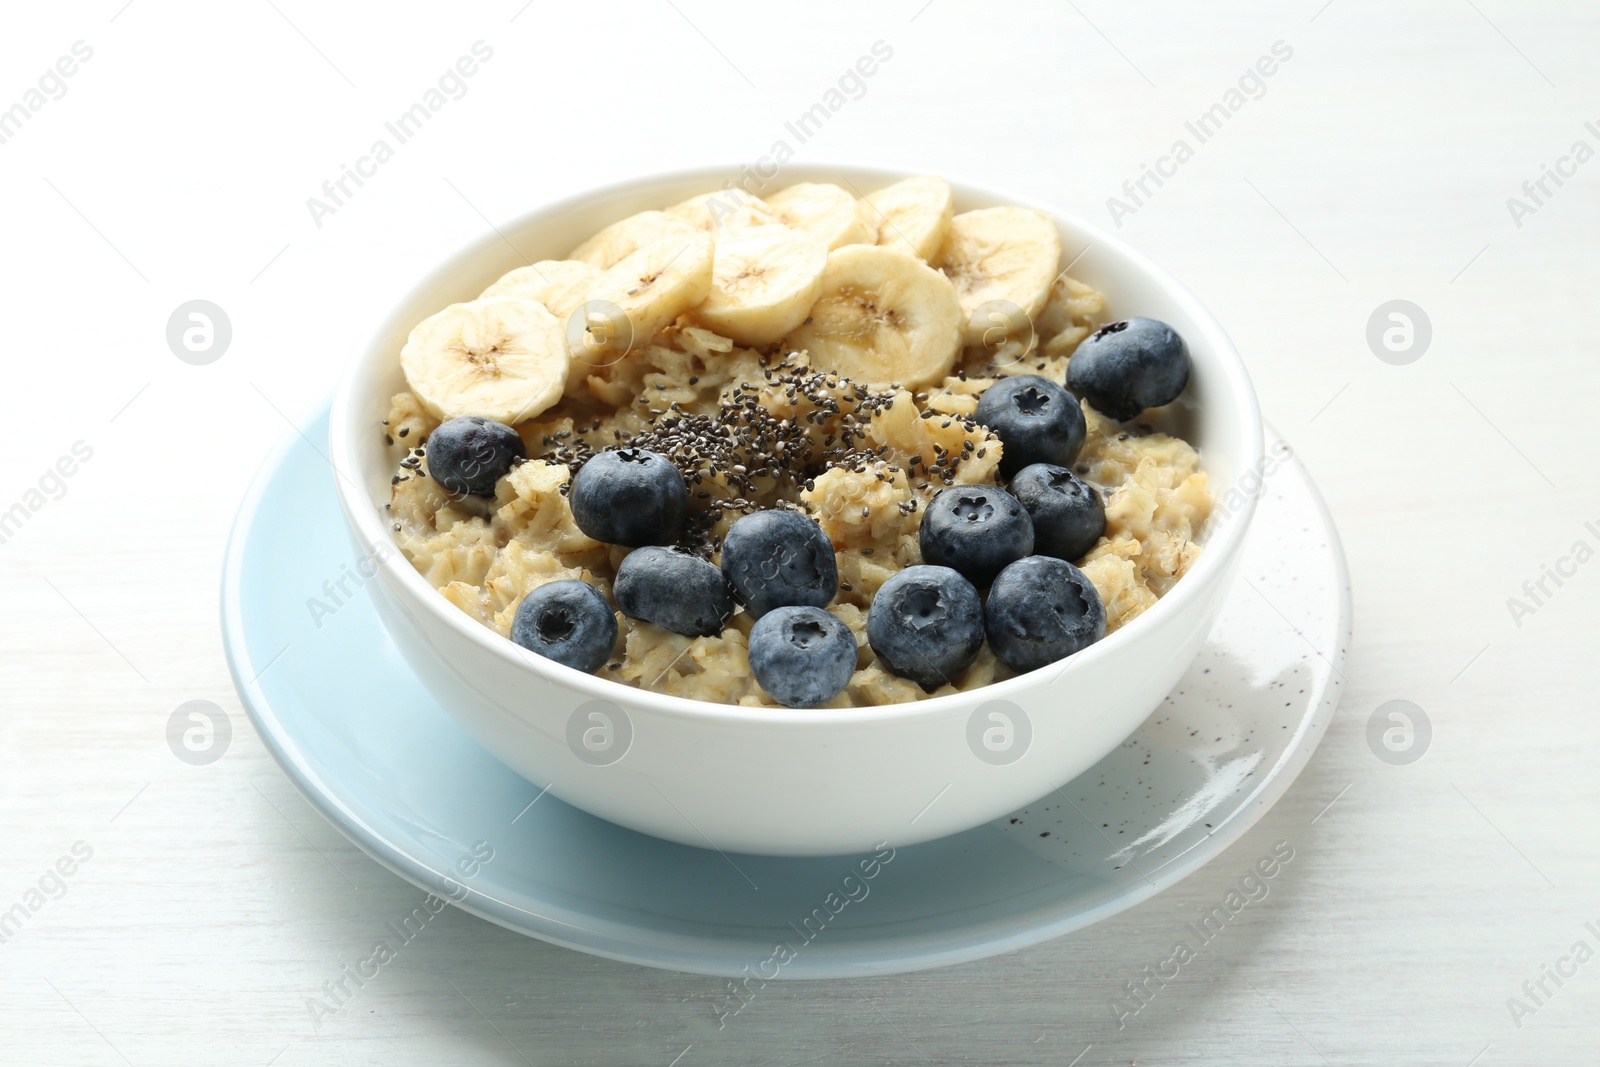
xmin=2 ymin=2 xmax=1596 ymax=1063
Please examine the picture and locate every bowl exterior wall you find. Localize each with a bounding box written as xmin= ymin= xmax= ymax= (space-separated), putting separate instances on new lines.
xmin=329 ymin=163 xmax=1263 ymax=856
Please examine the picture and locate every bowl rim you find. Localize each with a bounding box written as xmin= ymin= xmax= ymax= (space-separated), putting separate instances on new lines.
xmin=329 ymin=160 xmax=1265 ymax=727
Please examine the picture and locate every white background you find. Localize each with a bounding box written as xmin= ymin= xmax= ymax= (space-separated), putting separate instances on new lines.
xmin=1 ymin=1 xmax=1597 ymax=1064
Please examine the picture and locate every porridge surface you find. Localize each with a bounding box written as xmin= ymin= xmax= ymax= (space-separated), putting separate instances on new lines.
xmin=384 ymin=273 xmax=1211 ymax=707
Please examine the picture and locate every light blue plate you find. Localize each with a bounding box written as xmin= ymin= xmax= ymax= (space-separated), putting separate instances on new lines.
xmin=222 ymin=407 xmax=1348 ymax=979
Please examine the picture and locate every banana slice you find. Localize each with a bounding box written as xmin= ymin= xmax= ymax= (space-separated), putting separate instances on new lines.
xmin=400 ymin=297 xmax=568 ymax=425
xmin=479 ymin=259 xmax=600 ymax=320
xmin=666 ymin=189 xmax=775 ymax=233
xmin=569 ymin=210 xmax=697 ymax=269
xmin=781 ymin=244 xmax=962 ymax=389
xmin=937 ymin=207 xmax=1063 ymax=347
xmin=694 ymin=225 xmax=828 ymax=347
xmin=764 ymin=182 xmax=874 ymax=250
xmin=578 ymin=232 xmax=715 ymax=362
xmin=862 ymin=176 xmax=954 ymax=261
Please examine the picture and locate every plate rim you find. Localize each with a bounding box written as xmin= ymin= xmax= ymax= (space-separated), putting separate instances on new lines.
xmin=221 ymin=410 xmax=1350 ymax=978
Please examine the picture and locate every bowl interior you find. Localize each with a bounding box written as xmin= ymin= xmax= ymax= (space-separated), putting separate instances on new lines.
xmin=331 ymin=162 xmax=1263 ymax=721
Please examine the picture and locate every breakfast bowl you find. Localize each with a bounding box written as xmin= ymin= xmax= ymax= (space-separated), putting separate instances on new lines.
xmin=327 ymin=163 xmax=1263 ymax=857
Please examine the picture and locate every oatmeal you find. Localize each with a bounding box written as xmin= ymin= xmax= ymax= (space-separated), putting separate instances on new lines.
xmin=381 ymin=177 xmax=1211 ymax=707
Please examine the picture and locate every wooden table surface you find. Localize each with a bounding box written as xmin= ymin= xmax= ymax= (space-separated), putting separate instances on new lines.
xmin=3 ymin=1 xmax=1597 ymax=1063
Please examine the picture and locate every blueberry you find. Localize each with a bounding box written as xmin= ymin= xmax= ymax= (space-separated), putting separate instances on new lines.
xmin=919 ymin=485 xmax=1034 ymax=587
xmin=972 ymin=375 xmax=1086 ymax=478
xmin=984 ymin=556 xmax=1105 ymax=674
xmin=1009 ymin=463 xmax=1106 ymax=562
xmin=1067 ymin=317 xmax=1191 ymax=422
xmin=509 ymin=579 xmax=617 ymax=674
xmin=747 ymin=606 xmax=857 ymax=708
xmin=720 ymin=509 xmax=838 ymax=619
xmin=569 ymin=447 xmax=689 ymax=547
xmin=614 ymin=546 xmax=733 ymax=637
xmin=425 ymin=416 xmax=525 ymax=497
xmin=867 ymin=565 xmax=985 ymax=689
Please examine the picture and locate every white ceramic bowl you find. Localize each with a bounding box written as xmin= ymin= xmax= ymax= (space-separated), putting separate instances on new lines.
xmin=329 ymin=163 xmax=1263 ymax=857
